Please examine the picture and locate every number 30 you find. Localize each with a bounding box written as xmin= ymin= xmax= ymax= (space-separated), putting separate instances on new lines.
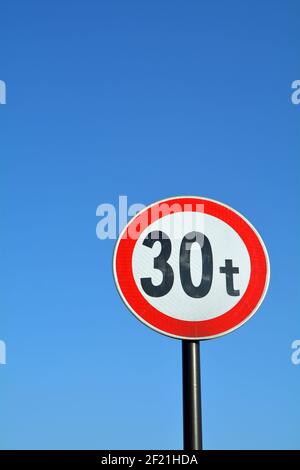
xmin=141 ymin=230 xmax=213 ymax=298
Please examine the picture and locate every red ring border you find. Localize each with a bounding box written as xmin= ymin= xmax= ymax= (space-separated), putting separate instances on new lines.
xmin=114 ymin=197 xmax=269 ymax=340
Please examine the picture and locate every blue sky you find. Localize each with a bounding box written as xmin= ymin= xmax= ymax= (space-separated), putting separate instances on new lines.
xmin=1 ymin=0 xmax=299 ymax=449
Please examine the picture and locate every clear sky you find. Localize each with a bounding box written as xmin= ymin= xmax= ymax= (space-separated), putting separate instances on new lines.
xmin=1 ymin=0 xmax=299 ymax=450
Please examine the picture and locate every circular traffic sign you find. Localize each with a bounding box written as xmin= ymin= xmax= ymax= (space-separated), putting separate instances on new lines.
xmin=113 ymin=196 xmax=270 ymax=340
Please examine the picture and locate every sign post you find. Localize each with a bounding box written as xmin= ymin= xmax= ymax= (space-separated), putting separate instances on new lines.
xmin=113 ymin=196 xmax=270 ymax=449
xmin=182 ymin=340 xmax=202 ymax=450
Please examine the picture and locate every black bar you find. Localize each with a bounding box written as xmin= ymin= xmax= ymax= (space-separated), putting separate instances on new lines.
xmin=0 ymin=450 xmax=295 ymax=466
xmin=182 ymin=340 xmax=203 ymax=450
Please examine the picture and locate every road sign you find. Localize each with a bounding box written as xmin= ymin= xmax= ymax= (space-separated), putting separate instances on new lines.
xmin=113 ymin=196 xmax=270 ymax=450
xmin=113 ymin=196 xmax=270 ymax=340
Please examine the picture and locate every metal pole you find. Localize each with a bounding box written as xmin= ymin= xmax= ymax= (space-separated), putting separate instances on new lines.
xmin=182 ymin=340 xmax=203 ymax=450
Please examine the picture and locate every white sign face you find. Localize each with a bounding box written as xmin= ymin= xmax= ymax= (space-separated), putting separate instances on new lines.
xmin=132 ymin=211 xmax=251 ymax=322
xmin=114 ymin=197 xmax=270 ymax=340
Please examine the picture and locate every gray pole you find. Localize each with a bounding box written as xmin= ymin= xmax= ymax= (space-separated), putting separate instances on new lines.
xmin=182 ymin=340 xmax=203 ymax=450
